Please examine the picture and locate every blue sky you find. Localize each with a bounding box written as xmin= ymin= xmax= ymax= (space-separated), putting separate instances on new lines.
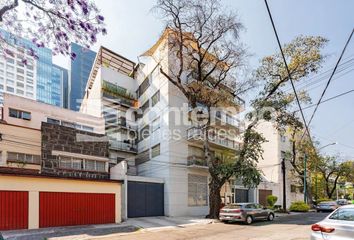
xmin=54 ymin=0 xmax=354 ymax=159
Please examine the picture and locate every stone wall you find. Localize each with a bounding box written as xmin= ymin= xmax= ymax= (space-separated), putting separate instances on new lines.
xmin=41 ymin=122 xmax=109 ymax=179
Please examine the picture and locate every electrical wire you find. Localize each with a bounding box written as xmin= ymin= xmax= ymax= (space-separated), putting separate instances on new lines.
xmin=264 ymin=0 xmax=313 ymax=144
xmin=306 ymin=29 xmax=354 ymax=129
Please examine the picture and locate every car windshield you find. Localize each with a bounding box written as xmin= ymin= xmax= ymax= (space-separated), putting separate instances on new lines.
xmin=224 ymin=204 xmax=241 ymax=209
xmin=329 ymin=208 xmax=354 ymax=221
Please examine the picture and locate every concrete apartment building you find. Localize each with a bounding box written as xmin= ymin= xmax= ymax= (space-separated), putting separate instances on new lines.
xmin=255 ymin=120 xmax=304 ymax=208
xmin=0 ymin=93 xmax=122 ymax=231
xmin=80 ymin=28 xmax=246 ymax=217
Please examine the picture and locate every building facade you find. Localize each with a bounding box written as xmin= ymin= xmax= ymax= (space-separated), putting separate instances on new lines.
xmin=52 ymin=64 xmax=69 ymax=108
xmin=69 ymin=43 xmax=96 ymax=111
xmin=0 ymin=30 xmax=66 ymax=107
xmin=0 ymin=93 xmax=122 ymax=230
xmin=255 ymin=120 xmax=304 ymax=209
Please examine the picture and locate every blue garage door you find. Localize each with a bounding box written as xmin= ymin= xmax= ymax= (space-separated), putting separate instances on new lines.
xmin=128 ymin=181 xmax=164 ymax=218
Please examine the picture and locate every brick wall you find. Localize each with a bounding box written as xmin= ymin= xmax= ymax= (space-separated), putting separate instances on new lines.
xmin=41 ymin=122 xmax=110 ymax=179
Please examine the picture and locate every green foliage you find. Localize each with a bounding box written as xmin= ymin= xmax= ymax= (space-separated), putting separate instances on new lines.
xmin=267 ymin=195 xmax=278 ymax=208
xmin=102 ymin=81 xmax=136 ymax=100
xmin=317 ymin=198 xmax=332 ymax=203
xmin=289 ymin=201 xmax=310 ymax=212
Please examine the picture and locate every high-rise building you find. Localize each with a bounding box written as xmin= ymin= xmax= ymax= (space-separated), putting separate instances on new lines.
xmin=0 ymin=30 xmax=66 ymax=107
xmin=52 ymin=64 xmax=69 ymax=108
xmin=69 ymin=43 xmax=96 ymax=111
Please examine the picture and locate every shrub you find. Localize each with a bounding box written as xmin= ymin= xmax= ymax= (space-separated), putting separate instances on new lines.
xmin=289 ymin=201 xmax=310 ymax=212
xmin=267 ymin=195 xmax=278 ymax=208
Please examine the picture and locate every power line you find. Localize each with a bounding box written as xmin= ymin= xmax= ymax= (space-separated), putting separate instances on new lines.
xmin=264 ymin=0 xmax=313 ymax=144
xmin=306 ymin=29 xmax=354 ymax=128
xmin=295 ymin=89 xmax=354 ymax=112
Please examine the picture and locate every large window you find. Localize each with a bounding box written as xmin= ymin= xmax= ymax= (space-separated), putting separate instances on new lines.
xmin=151 ymin=144 xmax=160 ymax=158
xmin=141 ymin=100 xmax=150 ymax=114
xmin=7 ymin=152 xmax=40 ymax=164
xmin=188 ymin=174 xmax=208 ymax=207
xmin=59 ymin=156 xmax=107 ymax=172
xmin=9 ymin=108 xmax=31 ymax=120
xmin=137 ymin=77 xmax=150 ymax=97
xmin=151 ymin=90 xmax=160 ymax=107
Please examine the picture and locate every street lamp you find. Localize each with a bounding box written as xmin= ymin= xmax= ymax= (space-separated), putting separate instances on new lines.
xmin=314 ymin=142 xmax=337 ymax=202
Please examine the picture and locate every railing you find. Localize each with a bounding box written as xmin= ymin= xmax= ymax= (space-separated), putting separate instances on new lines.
xmin=109 ymin=140 xmax=138 ymax=152
xmin=187 ymin=155 xmax=208 ymax=167
xmin=215 ymin=114 xmax=243 ymax=129
xmin=186 ymin=127 xmax=240 ymax=150
xmin=102 ymin=92 xmax=137 ymax=107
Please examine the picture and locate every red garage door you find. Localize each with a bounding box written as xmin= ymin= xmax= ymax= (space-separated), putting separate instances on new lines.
xmin=0 ymin=191 xmax=28 ymax=231
xmin=39 ymin=192 xmax=115 ymax=228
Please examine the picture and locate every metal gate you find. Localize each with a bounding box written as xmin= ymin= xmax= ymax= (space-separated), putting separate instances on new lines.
xmin=235 ymin=189 xmax=249 ymax=203
xmin=0 ymin=191 xmax=28 ymax=230
xmin=259 ymin=189 xmax=272 ymax=206
xmin=128 ymin=181 xmax=164 ymax=218
xmin=39 ymin=192 xmax=115 ymax=228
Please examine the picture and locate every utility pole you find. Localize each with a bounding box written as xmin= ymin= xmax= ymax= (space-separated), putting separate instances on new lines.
xmin=281 ymin=158 xmax=286 ymax=210
xmin=303 ymin=154 xmax=307 ymax=203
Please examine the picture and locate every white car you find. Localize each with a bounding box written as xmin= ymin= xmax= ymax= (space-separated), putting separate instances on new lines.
xmin=311 ymin=205 xmax=354 ymax=240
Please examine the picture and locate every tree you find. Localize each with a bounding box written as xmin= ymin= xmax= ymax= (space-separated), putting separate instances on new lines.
xmin=0 ymin=0 xmax=106 ymax=59
xmin=317 ymin=157 xmax=354 ymax=199
xmin=153 ymin=0 xmax=327 ymax=219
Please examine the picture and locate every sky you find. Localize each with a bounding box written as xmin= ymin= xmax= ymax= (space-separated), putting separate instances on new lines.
xmin=54 ymin=0 xmax=354 ymax=159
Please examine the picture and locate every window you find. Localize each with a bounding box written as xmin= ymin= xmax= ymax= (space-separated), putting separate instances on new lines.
xmin=16 ymin=68 xmax=24 ymax=74
xmin=151 ymin=90 xmax=160 ymax=107
xmin=6 ymin=72 xmax=14 ymax=78
xmin=26 ymin=85 xmax=33 ymax=91
xmin=17 ymin=75 xmax=24 ymax=81
xmin=16 ymin=89 xmax=24 ymax=95
xmin=62 ymin=121 xmax=75 ymax=128
xmin=6 ymin=86 xmax=14 ymax=92
xmin=137 ymin=77 xmax=150 ymax=97
xmin=152 ymin=117 xmax=160 ymax=132
xmin=6 ymin=58 xmax=14 ymax=64
xmin=9 ymin=108 xmax=31 ymax=120
xmin=151 ymin=144 xmax=160 ymax=158
xmin=26 ymin=71 xmax=33 ymax=78
xmin=329 ymin=208 xmax=354 ymax=221
xmin=139 ymin=124 xmax=150 ymax=141
xmin=26 ymin=92 xmax=33 ymax=98
xmin=47 ymin=118 xmax=60 ymax=125
xmin=141 ymin=100 xmax=149 ymax=114
xmin=17 ymin=82 xmax=24 ymax=88
xmin=6 ymin=79 xmax=14 ymax=85
xmin=7 ymin=152 xmax=40 ymax=164
xmin=188 ymin=174 xmax=208 ymax=207
xmin=59 ymin=156 xmax=107 ymax=172
xmin=6 ymin=65 xmax=14 ymax=71
xmin=136 ymin=149 xmax=150 ymax=165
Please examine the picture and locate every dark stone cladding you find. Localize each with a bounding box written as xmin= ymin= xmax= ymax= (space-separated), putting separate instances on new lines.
xmin=41 ymin=122 xmax=110 ymax=180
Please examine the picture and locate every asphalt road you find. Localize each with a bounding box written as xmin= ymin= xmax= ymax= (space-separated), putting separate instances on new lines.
xmin=100 ymin=212 xmax=328 ymax=240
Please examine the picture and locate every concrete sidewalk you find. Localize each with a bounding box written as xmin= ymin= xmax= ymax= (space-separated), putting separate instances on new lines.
xmin=0 ymin=216 xmax=215 ymax=240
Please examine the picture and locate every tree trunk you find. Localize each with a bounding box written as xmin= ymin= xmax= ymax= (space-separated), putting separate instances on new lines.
xmin=208 ymin=177 xmax=222 ymax=219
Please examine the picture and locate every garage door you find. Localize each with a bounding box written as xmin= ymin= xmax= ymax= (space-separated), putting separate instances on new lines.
xmin=128 ymin=182 xmax=164 ymax=218
xmin=0 ymin=191 xmax=28 ymax=231
xmin=259 ymin=189 xmax=272 ymax=206
xmin=235 ymin=189 xmax=249 ymax=203
xmin=39 ymin=192 xmax=115 ymax=228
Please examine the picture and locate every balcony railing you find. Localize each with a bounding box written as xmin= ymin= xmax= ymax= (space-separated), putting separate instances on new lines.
xmin=102 ymin=92 xmax=137 ymax=107
xmin=187 ymin=155 xmax=208 ymax=167
xmin=109 ymin=140 xmax=138 ymax=153
xmin=187 ymin=127 xmax=240 ymax=150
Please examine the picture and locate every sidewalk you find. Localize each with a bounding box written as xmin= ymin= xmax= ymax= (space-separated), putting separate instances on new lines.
xmin=0 ymin=216 xmax=215 ymax=240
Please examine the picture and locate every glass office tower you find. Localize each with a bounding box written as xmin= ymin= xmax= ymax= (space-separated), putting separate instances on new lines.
xmin=69 ymin=43 xmax=96 ymax=111
xmin=52 ymin=64 xmax=69 ymax=108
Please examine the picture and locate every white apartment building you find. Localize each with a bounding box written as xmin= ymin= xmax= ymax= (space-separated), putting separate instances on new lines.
xmin=0 ymin=43 xmax=37 ymax=104
xmin=255 ymin=120 xmax=304 ymax=209
xmin=81 ymin=32 xmax=245 ymax=217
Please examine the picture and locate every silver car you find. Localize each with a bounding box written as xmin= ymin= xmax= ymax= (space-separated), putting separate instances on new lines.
xmin=219 ymin=203 xmax=275 ymax=224
xmin=311 ymin=205 xmax=354 ymax=240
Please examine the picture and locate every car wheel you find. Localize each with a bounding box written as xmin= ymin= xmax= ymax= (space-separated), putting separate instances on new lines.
xmin=267 ymin=213 xmax=274 ymax=221
xmin=245 ymin=215 xmax=253 ymax=225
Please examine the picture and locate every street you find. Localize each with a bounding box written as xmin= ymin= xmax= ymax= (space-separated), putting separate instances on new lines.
xmin=97 ymin=212 xmax=327 ymax=240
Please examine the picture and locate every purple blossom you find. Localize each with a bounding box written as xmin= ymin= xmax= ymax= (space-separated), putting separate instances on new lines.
xmin=97 ymin=15 xmax=104 ymax=21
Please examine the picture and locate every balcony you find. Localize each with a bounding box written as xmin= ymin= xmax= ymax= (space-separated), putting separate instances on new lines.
xmin=102 ymin=81 xmax=137 ymax=108
xmin=105 ymin=117 xmax=138 ymax=131
xmin=186 ymin=127 xmax=240 ymax=151
xmin=187 ymin=155 xmax=208 ymax=169
xmin=215 ymin=112 xmax=244 ymax=131
xmin=109 ymin=140 xmax=138 ymax=153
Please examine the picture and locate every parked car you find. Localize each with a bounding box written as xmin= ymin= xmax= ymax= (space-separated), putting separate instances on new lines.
xmin=316 ymin=201 xmax=339 ymax=212
xmin=337 ymin=199 xmax=349 ymax=206
xmin=311 ymin=205 xmax=354 ymax=240
xmin=219 ymin=203 xmax=275 ymax=224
